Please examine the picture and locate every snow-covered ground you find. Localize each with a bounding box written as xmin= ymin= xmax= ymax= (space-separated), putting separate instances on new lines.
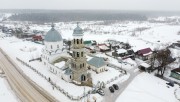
xmin=116 ymin=73 xmax=180 ymax=102
xmin=1 ymin=18 xmax=180 ymax=101
xmin=89 ymin=66 xmax=128 ymax=85
xmin=0 ymin=78 xmax=19 ymax=102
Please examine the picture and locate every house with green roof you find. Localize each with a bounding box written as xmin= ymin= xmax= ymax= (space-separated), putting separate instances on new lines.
xmin=84 ymin=40 xmax=92 ymax=47
xmin=87 ymin=57 xmax=107 ymax=73
xmin=170 ymin=68 xmax=180 ymax=80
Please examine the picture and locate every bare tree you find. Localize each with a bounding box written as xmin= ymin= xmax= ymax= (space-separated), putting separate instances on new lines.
xmin=155 ymin=48 xmax=171 ymax=76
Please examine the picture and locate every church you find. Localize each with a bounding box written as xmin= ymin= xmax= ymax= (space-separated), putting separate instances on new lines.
xmin=41 ymin=23 xmax=92 ymax=86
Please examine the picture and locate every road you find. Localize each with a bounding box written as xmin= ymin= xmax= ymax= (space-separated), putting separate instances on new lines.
xmin=103 ymin=65 xmax=141 ymax=102
xmin=0 ymin=49 xmax=57 ymax=102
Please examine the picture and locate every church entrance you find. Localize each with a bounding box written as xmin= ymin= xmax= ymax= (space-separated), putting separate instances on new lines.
xmin=81 ymin=75 xmax=86 ymax=81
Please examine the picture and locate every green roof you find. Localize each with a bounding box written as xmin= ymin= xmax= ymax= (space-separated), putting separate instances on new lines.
xmin=84 ymin=41 xmax=92 ymax=45
xmin=88 ymin=57 xmax=106 ymax=68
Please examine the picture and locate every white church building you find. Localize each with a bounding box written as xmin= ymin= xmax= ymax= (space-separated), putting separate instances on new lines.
xmin=41 ymin=23 xmax=92 ymax=86
xmin=41 ymin=24 xmax=68 ymax=77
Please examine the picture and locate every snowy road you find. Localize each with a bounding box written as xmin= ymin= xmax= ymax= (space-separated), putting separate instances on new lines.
xmin=103 ymin=67 xmax=141 ymax=102
xmin=0 ymin=49 xmax=57 ymax=102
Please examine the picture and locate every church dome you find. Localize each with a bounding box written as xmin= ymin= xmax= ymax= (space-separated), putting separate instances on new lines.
xmin=44 ymin=24 xmax=62 ymax=42
xmin=73 ymin=23 xmax=83 ymax=36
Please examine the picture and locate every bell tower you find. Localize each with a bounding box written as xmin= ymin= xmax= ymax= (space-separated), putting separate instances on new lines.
xmin=71 ymin=23 xmax=88 ymax=83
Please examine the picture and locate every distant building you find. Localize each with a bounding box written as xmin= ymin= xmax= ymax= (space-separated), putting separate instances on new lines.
xmin=170 ymin=68 xmax=180 ymax=80
xmin=87 ymin=57 xmax=107 ymax=73
xmin=32 ymin=35 xmax=43 ymax=41
xmin=97 ymin=44 xmax=110 ymax=52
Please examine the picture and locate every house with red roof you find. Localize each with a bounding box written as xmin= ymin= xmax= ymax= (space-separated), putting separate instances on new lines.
xmin=136 ymin=48 xmax=153 ymax=61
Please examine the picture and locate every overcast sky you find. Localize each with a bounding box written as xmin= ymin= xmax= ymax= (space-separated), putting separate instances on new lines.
xmin=0 ymin=0 xmax=180 ymax=11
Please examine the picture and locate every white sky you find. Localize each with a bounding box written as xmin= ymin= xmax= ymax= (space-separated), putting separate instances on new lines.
xmin=0 ymin=0 xmax=180 ymax=11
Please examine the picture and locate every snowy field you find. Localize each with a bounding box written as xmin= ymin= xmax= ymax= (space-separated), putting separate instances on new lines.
xmin=116 ymin=73 xmax=180 ymax=102
xmin=0 ymin=78 xmax=18 ymax=102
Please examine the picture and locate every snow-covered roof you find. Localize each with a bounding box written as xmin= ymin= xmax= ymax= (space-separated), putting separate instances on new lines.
xmin=98 ymin=45 xmax=109 ymax=50
xmin=54 ymin=61 xmax=65 ymax=69
xmin=117 ymin=49 xmax=127 ymax=54
xmin=140 ymin=63 xmax=151 ymax=68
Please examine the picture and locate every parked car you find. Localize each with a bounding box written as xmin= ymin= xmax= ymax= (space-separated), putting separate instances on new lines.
xmin=96 ymin=89 xmax=105 ymax=96
xmin=113 ymin=84 xmax=119 ymax=90
xmin=109 ymin=86 xmax=114 ymax=93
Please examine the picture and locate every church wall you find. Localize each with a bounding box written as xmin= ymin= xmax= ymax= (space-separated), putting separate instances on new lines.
xmin=44 ymin=41 xmax=63 ymax=52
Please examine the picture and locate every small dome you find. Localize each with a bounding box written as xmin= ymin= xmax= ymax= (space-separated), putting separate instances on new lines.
xmin=73 ymin=23 xmax=83 ymax=36
xmin=44 ymin=24 xmax=62 ymax=42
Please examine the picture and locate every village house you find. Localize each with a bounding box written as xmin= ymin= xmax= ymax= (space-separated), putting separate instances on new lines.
xmin=136 ymin=48 xmax=153 ymax=61
xmin=32 ymin=35 xmax=43 ymax=41
xmin=97 ymin=44 xmax=110 ymax=52
xmin=112 ymin=49 xmax=135 ymax=60
xmin=112 ymin=49 xmax=127 ymax=57
xmin=87 ymin=57 xmax=107 ymax=73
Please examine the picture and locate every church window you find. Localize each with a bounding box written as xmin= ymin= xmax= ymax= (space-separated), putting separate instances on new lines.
xmin=77 ymin=39 xmax=79 ymax=44
xmin=70 ymin=75 xmax=71 ymax=79
xmin=83 ymin=63 xmax=84 ymax=67
xmin=73 ymin=52 xmax=75 ymax=57
xmin=51 ymin=45 xmax=53 ymax=49
xmin=57 ymin=45 xmax=59 ymax=48
xmin=72 ymin=63 xmax=74 ymax=67
xmin=77 ymin=52 xmax=79 ymax=57
xmin=81 ymin=52 xmax=83 ymax=57
xmin=80 ymin=64 xmax=82 ymax=68
xmin=74 ymin=39 xmax=75 ymax=44
xmin=81 ymin=39 xmax=83 ymax=44
xmin=81 ymin=75 xmax=86 ymax=81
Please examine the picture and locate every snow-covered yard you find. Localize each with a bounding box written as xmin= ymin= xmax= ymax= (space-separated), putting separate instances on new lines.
xmin=89 ymin=66 xmax=128 ymax=85
xmin=116 ymin=73 xmax=180 ymax=102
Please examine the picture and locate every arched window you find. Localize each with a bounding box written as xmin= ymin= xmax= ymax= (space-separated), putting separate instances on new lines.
xmin=73 ymin=52 xmax=75 ymax=57
xmin=80 ymin=64 xmax=82 ymax=68
xmin=81 ymin=75 xmax=86 ymax=81
xmin=74 ymin=39 xmax=75 ymax=44
xmin=83 ymin=63 xmax=84 ymax=67
xmin=81 ymin=52 xmax=83 ymax=57
xmin=77 ymin=52 xmax=79 ymax=57
xmin=57 ymin=45 xmax=59 ymax=48
xmin=77 ymin=39 xmax=79 ymax=44
xmin=51 ymin=45 xmax=52 ymax=49
xmin=72 ymin=63 xmax=74 ymax=67
xmin=81 ymin=39 xmax=83 ymax=44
